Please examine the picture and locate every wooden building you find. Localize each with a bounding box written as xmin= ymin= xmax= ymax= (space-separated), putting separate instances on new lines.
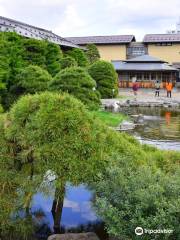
xmin=112 ymin=55 xmax=178 ymax=88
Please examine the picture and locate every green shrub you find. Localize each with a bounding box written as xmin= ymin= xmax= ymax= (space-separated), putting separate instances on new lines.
xmin=86 ymin=44 xmax=100 ymax=64
xmin=15 ymin=65 xmax=52 ymax=94
xmin=60 ymin=56 xmax=77 ymax=69
xmin=1 ymin=92 xmax=114 ymax=182
xmin=89 ymin=60 xmax=118 ymax=98
xmin=45 ymin=42 xmax=62 ymax=76
xmin=67 ymin=48 xmax=89 ymax=67
xmin=49 ymin=67 xmax=101 ymax=109
xmin=23 ymin=38 xmax=47 ymax=68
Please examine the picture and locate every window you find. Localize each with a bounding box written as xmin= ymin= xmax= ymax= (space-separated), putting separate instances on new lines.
xmin=137 ymin=73 xmax=142 ymax=80
xmin=151 ymin=73 xmax=156 ymax=80
xmin=156 ymin=43 xmax=172 ymax=46
xmin=143 ymin=73 xmax=149 ymax=80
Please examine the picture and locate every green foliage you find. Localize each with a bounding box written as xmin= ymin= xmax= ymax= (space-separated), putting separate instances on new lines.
xmin=89 ymin=60 xmax=118 ymax=98
xmin=86 ymin=44 xmax=100 ymax=64
xmin=49 ymin=67 xmax=101 ymax=109
xmin=1 ymin=92 xmax=115 ymax=182
xmin=45 ymin=42 xmax=62 ymax=76
xmin=67 ymin=48 xmax=89 ymax=67
xmin=92 ymin=110 xmax=127 ymax=127
xmin=60 ymin=56 xmax=77 ymax=69
xmin=15 ymin=65 xmax=52 ymax=94
xmin=0 ymin=32 xmax=64 ymax=109
xmin=93 ymin=146 xmax=180 ymax=239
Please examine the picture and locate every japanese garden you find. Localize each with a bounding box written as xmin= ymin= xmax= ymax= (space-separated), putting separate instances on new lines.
xmin=0 ymin=31 xmax=180 ymax=240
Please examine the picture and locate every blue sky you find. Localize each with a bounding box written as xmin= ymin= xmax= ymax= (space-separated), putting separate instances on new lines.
xmin=0 ymin=0 xmax=179 ymax=40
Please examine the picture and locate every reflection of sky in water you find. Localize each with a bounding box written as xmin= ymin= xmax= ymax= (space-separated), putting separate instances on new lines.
xmin=32 ymin=184 xmax=98 ymax=231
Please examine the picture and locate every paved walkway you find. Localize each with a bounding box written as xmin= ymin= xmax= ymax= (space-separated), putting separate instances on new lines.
xmin=101 ymin=88 xmax=180 ymax=108
xmin=118 ymin=88 xmax=180 ymax=102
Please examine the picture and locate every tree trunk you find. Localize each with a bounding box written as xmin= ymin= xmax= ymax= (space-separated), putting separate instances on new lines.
xmin=51 ymin=182 xmax=65 ymax=233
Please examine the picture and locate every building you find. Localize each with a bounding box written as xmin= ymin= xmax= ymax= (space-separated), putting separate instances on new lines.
xmin=143 ymin=34 xmax=180 ymax=64
xmin=67 ymin=35 xmax=136 ymax=61
xmin=67 ymin=34 xmax=180 ymax=87
xmin=112 ymin=55 xmax=177 ymax=88
xmin=0 ymin=16 xmax=81 ymax=50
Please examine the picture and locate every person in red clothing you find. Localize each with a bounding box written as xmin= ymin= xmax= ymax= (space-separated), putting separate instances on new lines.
xmin=132 ymin=79 xmax=139 ymax=96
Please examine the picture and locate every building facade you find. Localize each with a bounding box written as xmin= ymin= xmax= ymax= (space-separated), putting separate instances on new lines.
xmin=67 ymin=34 xmax=180 ymax=87
xmin=67 ymin=35 xmax=136 ymax=61
xmin=112 ymin=55 xmax=177 ymax=88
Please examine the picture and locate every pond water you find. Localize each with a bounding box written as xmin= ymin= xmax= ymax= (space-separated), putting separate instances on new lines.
xmin=31 ymin=183 xmax=108 ymax=240
xmin=119 ymin=107 xmax=180 ymax=151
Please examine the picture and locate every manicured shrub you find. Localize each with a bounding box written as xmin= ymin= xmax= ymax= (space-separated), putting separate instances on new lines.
xmin=45 ymin=42 xmax=62 ymax=76
xmin=15 ymin=65 xmax=52 ymax=94
xmin=60 ymin=56 xmax=77 ymax=69
xmin=67 ymin=48 xmax=89 ymax=67
xmin=1 ymin=92 xmax=114 ymax=181
xmin=89 ymin=60 xmax=118 ymax=98
xmin=86 ymin=44 xmax=100 ymax=64
xmin=49 ymin=67 xmax=101 ymax=109
xmin=23 ymin=38 xmax=47 ymax=68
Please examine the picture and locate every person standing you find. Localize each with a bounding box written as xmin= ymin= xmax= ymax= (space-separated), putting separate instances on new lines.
xmin=132 ymin=78 xmax=139 ymax=97
xmin=155 ymin=80 xmax=161 ymax=97
xmin=165 ymin=80 xmax=173 ymax=98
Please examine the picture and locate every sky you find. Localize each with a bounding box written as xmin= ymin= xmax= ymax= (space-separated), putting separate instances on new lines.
xmin=0 ymin=0 xmax=180 ymax=41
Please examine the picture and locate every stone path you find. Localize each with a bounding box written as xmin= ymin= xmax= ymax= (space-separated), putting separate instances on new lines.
xmin=101 ymin=88 xmax=180 ymax=109
xmin=118 ymin=88 xmax=180 ymax=102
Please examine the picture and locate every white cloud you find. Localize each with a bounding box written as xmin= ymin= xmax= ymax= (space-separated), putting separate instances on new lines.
xmin=54 ymin=4 xmax=86 ymax=36
xmin=0 ymin=0 xmax=179 ymax=39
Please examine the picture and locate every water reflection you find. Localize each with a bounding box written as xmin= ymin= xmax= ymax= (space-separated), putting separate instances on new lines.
xmin=0 ymin=180 xmax=107 ymax=240
xmin=119 ymin=107 xmax=180 ymax=150
xmin=32 ymin=184 xmax=99 ymax=231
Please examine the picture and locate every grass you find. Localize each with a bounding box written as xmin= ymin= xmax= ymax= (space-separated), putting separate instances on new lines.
xmin=92 ymin=110 xmax=127 ymax=127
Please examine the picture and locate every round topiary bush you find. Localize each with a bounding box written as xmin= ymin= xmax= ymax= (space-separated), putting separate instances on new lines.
xmin=67 ymin=48 xmax=89 ymax=67
xmin=49 ymin=67 xmax=101 ymax=109
xmin=3 ymin=92 xmax=114 ymax=182
xmin=88 ymin=60 xmax=118 ymax=98
xmin=60 ymin=56 xmax=77 ymax=69
xmin=15 ymin=65 xmax=52 ymax=94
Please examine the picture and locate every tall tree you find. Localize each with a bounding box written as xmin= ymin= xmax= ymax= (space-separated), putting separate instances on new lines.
xmin=0 ymin=92 xmax=116 ymax=232
xmin=86 ymin=44 xmax=100 ymax=64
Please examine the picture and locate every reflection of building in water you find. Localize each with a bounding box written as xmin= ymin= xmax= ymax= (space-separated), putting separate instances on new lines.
xmin=165 ymin=112 xmax=171 ymax=125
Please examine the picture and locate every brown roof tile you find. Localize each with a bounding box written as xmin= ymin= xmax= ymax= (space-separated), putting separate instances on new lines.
xmin=66 ymin=35 xmax=135 ymax=45
xmin=143 ymin=34 xmax=180 ymax=43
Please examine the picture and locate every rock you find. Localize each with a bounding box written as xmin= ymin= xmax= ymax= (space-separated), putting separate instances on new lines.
xmin=120 ymin=120 xmax=136 ymax=131
xmin=48 ymin=233 xmax=100 ymax=240
xmin=131 ymin=114 xmax=144 ymax=123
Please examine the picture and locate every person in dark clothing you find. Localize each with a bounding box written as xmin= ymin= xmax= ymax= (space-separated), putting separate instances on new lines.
xmin=155 ymin=80 xmax=161 ymax=97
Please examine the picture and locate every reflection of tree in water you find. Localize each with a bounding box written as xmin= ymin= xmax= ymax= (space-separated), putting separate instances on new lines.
xmin=0 ymin=93 xmax=113 ymax=240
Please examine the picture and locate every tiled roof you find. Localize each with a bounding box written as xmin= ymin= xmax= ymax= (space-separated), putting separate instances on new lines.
xmin=125 ymin=55 xmax=166 ymax=63
xmin=66 ymin=35 xmax=135 ymax=45
xmin=143 ymin=34 xmax=180 ymax=43
xmin=0 ymin=16 xmax=81 ymax=49
xmin=112 ymin=61 xmax=177 ymax=72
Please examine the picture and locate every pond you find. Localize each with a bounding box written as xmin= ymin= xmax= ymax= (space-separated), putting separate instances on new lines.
xmin=31 ymin=183 xmax=108 ymax=240
xmin=118 ymin=107 xmax=180 ymax=151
